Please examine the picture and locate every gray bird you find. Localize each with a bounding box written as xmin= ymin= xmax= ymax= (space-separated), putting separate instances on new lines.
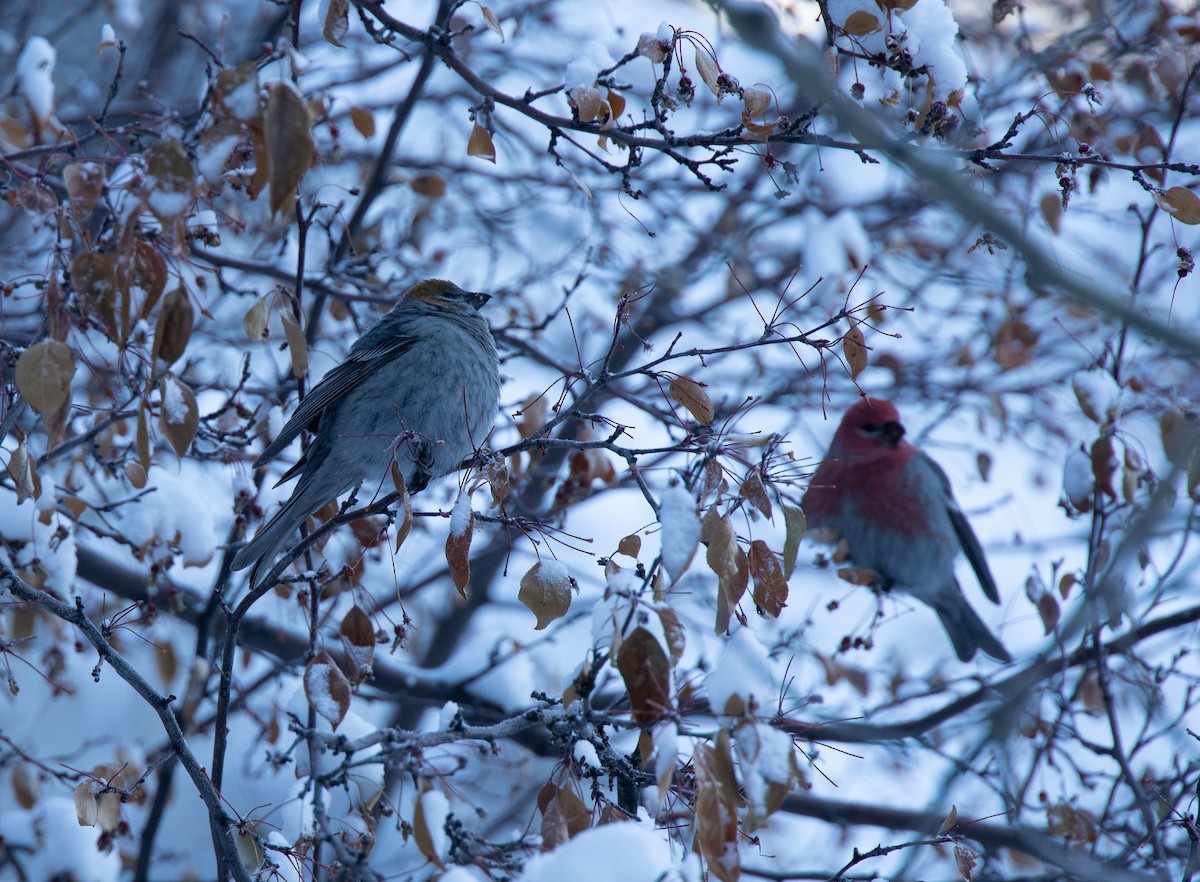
xmin=233 ymin=279 xmax=500 ymax=587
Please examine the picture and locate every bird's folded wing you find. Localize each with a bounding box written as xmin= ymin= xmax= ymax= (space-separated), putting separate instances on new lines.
xmin=253 ymin=333 xmax=418 ymax=468
xmin=922 ymin=451 xmax=1002 ymax=605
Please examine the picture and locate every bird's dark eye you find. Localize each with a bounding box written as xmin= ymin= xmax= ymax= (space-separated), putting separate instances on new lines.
xmin=861 ymin=422 xmax=878 ymax=432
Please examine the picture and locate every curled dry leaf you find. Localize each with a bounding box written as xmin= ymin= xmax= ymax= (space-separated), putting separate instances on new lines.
xmin=153 ymin=287 xmax=195 ymax=364
xmin=7 ymin=441 xmax=42 ymax=504
xmin=954 ymin=845 xmax=978 ymax=882
xmin=243 ymin=296 xmax=270 ymax=341
xmin=518 ymin=561 xmax=575 ymax=629
xmin=323 ymin=0 xmax=349 ymax=47
xmin=467 ymin=122 xmax=496 ymax=163
xmin=843 ymin=324 xmax=868 ymax=380
xmin=938 ymin=804 xmax=959 ymax=834
xmin=303 ymin=649 xmax=351 ymax=730
xmin=390 ymin=462 xmax=413 ymax=552
xmin=70 ymin=251 xmax=118 ymax=340
xmin=749 ymin=539 xmax=787 ymax=617
xmin=15 ymin=340 xmax=75 ymax=418
xmin=280 ymin=309 xmax=308 ymax=378
xmin=740 ymin=471 xmax=773 ymax=519
xmin=693 ymin=737 xmax=740 ymax=882
xmin=481 ymin=6 xmax=504 ymax=41
xmin=265 ymin=82 xmax=315 ymax=217
xmin=668 ymin=374 xmax=715 ymax=424
xmin=694 ymin=48 xmax=722 ymax=96
xmin=74 ymin=780 xmax=99 ymax=827
xmin=781 ymin=505 xmax=806 ymax=580
xmin=1090 ymin=435 xmax=1118 ymax=499
xmin=743 ymin=86 xmax=771 ymax=118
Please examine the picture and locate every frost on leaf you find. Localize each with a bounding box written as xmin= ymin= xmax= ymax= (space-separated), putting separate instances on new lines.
xmin=693 ymin=735 xmax=740 ymax=882
xmin=303 ymin=649 xmax=351 ymax=730
xmin=64 ymin=162 xmax=105 ymax=220
xmin=446 ymin=497 xmax=474 ymax=597
xmin=215 ymin=62 xmax=261 ymax=123
xmin=265 ymin=82 xmax=315 ymax=217
xmin=323 ymin=0 xmax=350 ymax=47
xmin=70 ymin=251 xmax=119 ymax=341
xmin=1157 ymin=186 xmax=1200 ymax=224
xmin=658 ymin=481 xmax=701 ymax=581
xmin=158 ymin=374 xmax=199 ymax=457
xmin=144 ymin=139 xmax=196 ymax=225
xmin=339 ymin=605 xmax=376 ymax=673
xmin=519 ymin=560 xmax=575 ymax=629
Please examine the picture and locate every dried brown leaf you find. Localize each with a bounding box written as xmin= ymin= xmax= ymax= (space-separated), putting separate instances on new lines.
xmin=694 ymin=48 xmax=721 ymax=95
xmin=843 ymin=324 xmax=868 ymax=380
xmin=265 ymin=82 xmax=315 ymax=217
xmin=446 ymin=510 xmax=474 ymax=598
xmin=158 ymin=374 xmax=199 ymax=457
xmin=280 ymin=309 xmax=308 ymax=378
xmin=616 ymin=626 xmax=673 ymax=723
xmin=467 ymin=122 xmax=496 ymax=163
xmin=844 ymin=10 xmax=882 ymax=35
xmin=749 ymin=539 xmax=787 ymax=617
xmin=669 ymin=375 xmax=715 ymax=424
xmin=349 ymin=105 xmax=375 ymax=138
xmin=153 ymin=287 xmax=194 ymax=364
xmin=16 ymin=340 xmax=74 ymax=418
xmin=322 ymin=0 xmax=349 ymax=47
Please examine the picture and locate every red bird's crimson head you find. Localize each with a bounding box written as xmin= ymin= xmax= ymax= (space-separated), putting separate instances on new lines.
xmin=831 ymin=397 xmax=908 ymax=454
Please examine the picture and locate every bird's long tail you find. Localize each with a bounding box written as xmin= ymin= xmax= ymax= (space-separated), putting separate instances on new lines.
xmin=232 ymin=468 xmax=345 ymax=587
xmin=934 ymin=588 xmax=1012 ymax=663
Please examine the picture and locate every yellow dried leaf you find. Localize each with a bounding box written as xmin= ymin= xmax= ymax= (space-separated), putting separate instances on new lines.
xmin=323 ymin=0 xmax=349 ymax=47
xmin=243 ymin=296 xmax=270 ymax=341
xmin=481 ymin=7 xmax=504 ymax=41
xmin=349 ymin=105 xmax=375 ymax=138
xmin=843 ymin=324 xmax=868 ymax=379
xmin=467 ymin=122 xmax=496 ymax=163
xmin=265 ymin=82 xmax=315 ymax=217
xmin=16 ymin=340 xmax=75 ymax=417
xmin=617 ymin=534 xmax=642 ymax=558
xmin=410 ymin=174 xmax=446 ymax=198
xmin=694 ymin=48 xmax=721 ymax=95
xmin=518 ymin=561 xmax=575 ymax=629
xmin=668 ymin=375 xmax=715 ymax=424
xmin=280 ymin=309 xmax=308 ymax=378
xmin=1160 ymin=186 xmax=1200 ymax=224
xmin=844 ymin=10 xmax=882 ymax=35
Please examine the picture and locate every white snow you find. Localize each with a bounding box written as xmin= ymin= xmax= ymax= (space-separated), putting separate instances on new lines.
xmin=657 ymin=480 xmax=700 ymax=581
xmin=418 ymin=788 xmax=450 ymax=861
xmin=705 ymin=626 xmax=776 ymax=716
xmin=515 ymin=821 xmax=701 ymax=882
xmin=565 ymin=40 xmax=616 ymax=89
xmin=573 ymin=739 xmax=601 ymax=770
xmin=450 ymin=491 xmax=474 ymax=536
xmin=17 ymin=36 xmax=56 ymax=124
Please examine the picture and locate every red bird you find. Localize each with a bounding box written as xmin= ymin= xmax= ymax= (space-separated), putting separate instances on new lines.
xmin=801 ymin=397 xmax=1011 ymax=662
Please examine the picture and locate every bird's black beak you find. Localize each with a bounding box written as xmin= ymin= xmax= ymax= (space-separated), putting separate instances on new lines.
xmin=880 ymin=420 xmax=905 ymax=446
xmin=468 ymin=291 xmax=492 ymax=310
